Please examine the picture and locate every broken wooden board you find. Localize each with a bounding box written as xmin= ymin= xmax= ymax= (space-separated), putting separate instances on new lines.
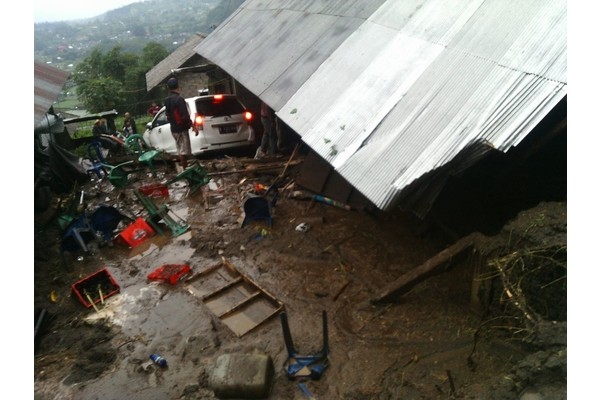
xmin=206 ymin=160 xmax=302 ymax=177
xmin=185 ymin=257 xmax=284 ymax=337
xmin=371 ymin=235 xmax=476 ymax=304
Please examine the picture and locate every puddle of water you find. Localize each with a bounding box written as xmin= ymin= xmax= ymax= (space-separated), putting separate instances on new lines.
xmin=126 ymin=235 xmax=196 ymax=265
xmin=128 ymin=242 xmax=161 ymax=260
xmin=152 ymin=245 xmax=196 ymax=266
xmin=170 ymin=205 xmax=190 ymax=220
xmin=78 ymin=283 xmax=212 ymax=400
xmin=174 ymin=230 xmax=192 ymax=242
xmin=84 ymin=284 xmax=161 ymax=331
xmin=85 ymin=281 xmax=208 ymax=339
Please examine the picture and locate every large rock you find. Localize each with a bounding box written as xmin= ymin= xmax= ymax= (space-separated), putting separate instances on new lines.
xmin=209 ymin=353 xmax=274 ymax=399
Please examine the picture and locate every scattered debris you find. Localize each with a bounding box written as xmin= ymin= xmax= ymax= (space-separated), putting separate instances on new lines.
xmin=295 ymin=223 xmax=310 ymax=232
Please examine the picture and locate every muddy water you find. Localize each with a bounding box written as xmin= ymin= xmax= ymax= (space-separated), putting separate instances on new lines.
xmin=36 ymin=159 xmax=509 ymax=400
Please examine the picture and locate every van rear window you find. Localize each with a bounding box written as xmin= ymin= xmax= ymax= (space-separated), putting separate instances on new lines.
xmin=195 ymin=97 xmax=245 ymax=117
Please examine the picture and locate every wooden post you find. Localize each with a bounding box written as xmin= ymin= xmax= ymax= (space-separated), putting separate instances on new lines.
xmin=371 ymin=234 xmax=477 ymax=304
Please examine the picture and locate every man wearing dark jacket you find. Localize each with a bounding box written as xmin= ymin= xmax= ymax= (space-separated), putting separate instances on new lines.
xmin=164 ymin=77 xmax=195 ymax=169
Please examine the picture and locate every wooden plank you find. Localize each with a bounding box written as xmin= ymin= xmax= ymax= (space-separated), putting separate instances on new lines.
xmin=202 ymin=277 xmax=243 ymax=300
xmin=222 ymin=258 xmax=283 ymax=308
xmin=206 ymin=161 xmax=302 ymax=177
xmin=217 ymin=292 xmax=262 ymax=318
xmin=371 ymin=235 xmax=475 ymax=304
xmin=185 ymin=261 xmax=230 ymax=283
xmin=233 ymin=305 xmax=284 ymax=337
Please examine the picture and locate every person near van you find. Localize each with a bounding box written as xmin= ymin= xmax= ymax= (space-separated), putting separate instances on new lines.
xmin=122 ymin=112 xmax=137 ymax=138
xmin=256 ymin=101 xmax=275 ymax=158
xmin=92 ymin=119 xmax=107 ymax=137
xmin=147 ymin=102 xmax=161 ymax=117
xmin=164 ymin=77 xmax=195 ymax=169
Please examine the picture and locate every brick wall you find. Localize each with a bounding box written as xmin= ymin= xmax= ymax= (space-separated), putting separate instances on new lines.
xmin=177 ymin=73 xmax=212 ymax=98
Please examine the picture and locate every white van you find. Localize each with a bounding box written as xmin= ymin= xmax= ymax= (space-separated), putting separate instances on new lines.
xmin=143 ymin=94 xmax=255 ymax=156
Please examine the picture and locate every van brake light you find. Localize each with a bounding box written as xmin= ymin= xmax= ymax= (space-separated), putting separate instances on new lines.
xmin=194 ymin=114 xmax=204 ymax=129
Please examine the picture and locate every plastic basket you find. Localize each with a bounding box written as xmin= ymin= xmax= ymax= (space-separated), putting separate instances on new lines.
xmin=148 ymin=264 xmax=192 ymax=285
xmin=118 ymin=217 xmax=155 ymax=247
xmin=71 ymin=268 xmax=120 ymax=308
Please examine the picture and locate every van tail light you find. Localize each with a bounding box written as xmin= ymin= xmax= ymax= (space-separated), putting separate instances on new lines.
xmin=194 ymin=114 xmax=204 ymax=130
xmin=244 ymin=111 xmax=253 ymax=122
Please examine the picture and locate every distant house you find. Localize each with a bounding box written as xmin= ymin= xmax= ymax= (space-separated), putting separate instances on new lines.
xmin=146 ymin=32 xmax=242 ymax=98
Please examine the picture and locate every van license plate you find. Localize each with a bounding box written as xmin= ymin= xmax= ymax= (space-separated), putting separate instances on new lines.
xmin=219 ymin=125 xmax=237 ymax=134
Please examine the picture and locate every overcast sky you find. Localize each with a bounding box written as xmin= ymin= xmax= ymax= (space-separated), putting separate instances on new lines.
xmin=34 ymin=0 xmax=140 ymax=23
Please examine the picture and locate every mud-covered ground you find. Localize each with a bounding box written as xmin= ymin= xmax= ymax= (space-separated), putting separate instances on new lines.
xmin=33 ymin=152 xmax=567 ymax=399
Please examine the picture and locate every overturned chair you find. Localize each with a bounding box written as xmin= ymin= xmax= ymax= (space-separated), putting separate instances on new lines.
xmin=280 ymin=311 xmax=330 ymax=380
xmin=125 ymin=134 xmax=162 ymax=177
xmin=165 ymin=163 xmax=210 ymax=195
xmin=61 ymin=205 xmax=127 ymax=254
xmin=134 ymin=189 xmax=189 ymax=237
xmin=86 ymin=140 xmax=135 ymax=188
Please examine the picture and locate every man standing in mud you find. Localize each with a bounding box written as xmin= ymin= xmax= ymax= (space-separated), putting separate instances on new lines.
xmin=164 ymin=76 xmax=196 ymax=169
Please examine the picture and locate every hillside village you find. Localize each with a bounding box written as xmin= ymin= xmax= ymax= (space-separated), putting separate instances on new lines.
xmin=34 ymin=0 xmax=240 ymax=70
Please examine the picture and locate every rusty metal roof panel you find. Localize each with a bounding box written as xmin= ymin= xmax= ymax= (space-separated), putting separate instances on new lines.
xmin=194 ymin=0 xmax=566 ymax=212
xmin=34 ymin=60 xmax=70 ymax=127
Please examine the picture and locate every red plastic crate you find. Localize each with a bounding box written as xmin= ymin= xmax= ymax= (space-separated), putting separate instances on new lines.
xmin=148 ymin=264 xmax=192 ymax=285
xmin=118 ymin=217 xmax=155 ymax=247
xmin=139 ymin=183 xmax=169 ymax=197
xmin=72 ymin=268 xmax=120 ymax=308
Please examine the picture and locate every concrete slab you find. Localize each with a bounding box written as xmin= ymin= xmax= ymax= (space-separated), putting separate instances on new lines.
xmin=209 ymin=353 xmax=274 ymax=399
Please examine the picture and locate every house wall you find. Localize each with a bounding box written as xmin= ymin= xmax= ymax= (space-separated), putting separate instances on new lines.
xmin=177 ymin=73 xmax=213 ymax=98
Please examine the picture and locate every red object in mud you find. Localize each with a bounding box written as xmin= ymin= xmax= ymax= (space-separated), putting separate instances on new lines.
xmin=118 ymin=218 xmax=155 ymax=247
xmin=147 ymin=264 xmax=192 ymax=285
xmin=72 ymin=268 xmax=120 ymax=308
xmin=139 ymin=183 xmax=169 ymax=198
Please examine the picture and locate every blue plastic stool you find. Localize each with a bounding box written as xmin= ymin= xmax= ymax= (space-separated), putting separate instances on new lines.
xmin=86 ymin=141 xmax=109 ymax=179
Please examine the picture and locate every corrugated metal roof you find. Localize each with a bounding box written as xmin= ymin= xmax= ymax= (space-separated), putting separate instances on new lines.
xmin=194 ymin=0 xmax=567 ymax=213
xmin=34 ymin=60 xmax=70 ymax=128
xmin=145 ymin=33 xmax=207 ymax=91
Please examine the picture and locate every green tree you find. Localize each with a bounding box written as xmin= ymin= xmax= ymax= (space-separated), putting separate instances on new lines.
xmin=71 ymin=42 xmax=168 ymax=115
xmin=141 ymin=42 xmax=169 ymax=66
xmin=76 ymin=77 xmax=124 ymax=113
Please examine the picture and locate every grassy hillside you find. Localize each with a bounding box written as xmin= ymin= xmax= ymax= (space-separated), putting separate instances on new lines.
xmin=36 ymin=0 xmax=244 ymax=117
xmin=34 ymin=0 xmax=244 ymax=70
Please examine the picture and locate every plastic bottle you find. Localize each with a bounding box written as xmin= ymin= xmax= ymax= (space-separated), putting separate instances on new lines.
xmin=150 ymin=353 xmax=168 ymax=368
